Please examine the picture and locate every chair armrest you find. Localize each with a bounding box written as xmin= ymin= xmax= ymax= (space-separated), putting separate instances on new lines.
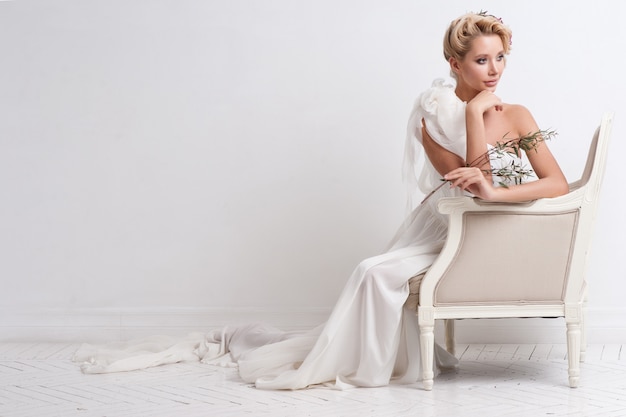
xmin=437 ymin=187 xmax=586 ymax=216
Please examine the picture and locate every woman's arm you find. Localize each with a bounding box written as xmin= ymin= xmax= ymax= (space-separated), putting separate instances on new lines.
xmin=421 ymin=122 xmax=465 ymax=176
xmin=465 ymin=90 xmax=503 ymax=170
xmin=445 ymin=105 xmax=569 ymax=202
xmin=421 ymin=90 xmax=504 ymax=175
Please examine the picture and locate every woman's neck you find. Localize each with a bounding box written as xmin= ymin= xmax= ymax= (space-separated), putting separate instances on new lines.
xmin=454 ymin=83 xmax=480 ymax=103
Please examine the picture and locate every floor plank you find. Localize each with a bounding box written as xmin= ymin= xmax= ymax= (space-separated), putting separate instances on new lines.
xmin=1 ymin=343 xmax=626 ymax=417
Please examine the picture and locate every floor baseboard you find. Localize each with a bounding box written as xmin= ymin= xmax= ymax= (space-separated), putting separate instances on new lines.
xmin=2 ymin=306 xmax=625 ymax=344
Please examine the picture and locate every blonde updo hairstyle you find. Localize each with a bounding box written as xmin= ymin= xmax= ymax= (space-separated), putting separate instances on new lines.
xmin=443 ymin=12 xmax=512 ymax=76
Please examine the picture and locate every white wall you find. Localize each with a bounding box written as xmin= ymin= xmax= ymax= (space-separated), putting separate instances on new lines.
xmin=1 ymin=0 xmax=624 ymax=343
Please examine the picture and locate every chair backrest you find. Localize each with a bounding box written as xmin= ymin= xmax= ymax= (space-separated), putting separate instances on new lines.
xmin=562 ymin=112 xmax=613 ymax=304
xmin=430 ymin=113 xmax=613 ymax=307
xmin=579 ymin=113 xmax=612 ymax=192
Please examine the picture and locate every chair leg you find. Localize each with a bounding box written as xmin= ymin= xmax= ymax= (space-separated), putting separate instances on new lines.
xmin=444 ymin=319 xmax=455 ymax=356
xmin=419 ymin=323 xmax=435 ymax=390
xmin=580 ymin=293 xmax=588 ymax=363
xmin=418 ymin=308 xmax=435 ymax=390
xmin=566 ymin=321 xmax=581 ymax=388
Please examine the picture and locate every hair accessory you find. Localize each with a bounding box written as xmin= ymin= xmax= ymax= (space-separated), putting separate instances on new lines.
xmin=477 ymin=10 xmax=503 ymax=23
xmin=477 ymin=10 xmax=512 ymax=45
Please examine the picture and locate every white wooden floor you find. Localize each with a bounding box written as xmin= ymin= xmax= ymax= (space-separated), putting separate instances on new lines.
xmin=1 ymin=343 xmax=626 ymax=417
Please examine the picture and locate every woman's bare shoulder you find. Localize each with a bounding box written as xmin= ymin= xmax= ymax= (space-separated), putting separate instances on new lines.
xmin=503 ymin=103 xmax=539 ymax=134
xmin=503 ymin=103 xmax=532 ymax=117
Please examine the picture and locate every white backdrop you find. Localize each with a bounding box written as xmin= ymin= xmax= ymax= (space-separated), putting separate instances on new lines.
xmin=1 ymin=0 xmax=624 ymax=343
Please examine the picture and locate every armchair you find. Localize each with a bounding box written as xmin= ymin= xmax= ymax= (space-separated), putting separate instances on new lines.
xmin=415 ymin=113 xmax=613 ymax=390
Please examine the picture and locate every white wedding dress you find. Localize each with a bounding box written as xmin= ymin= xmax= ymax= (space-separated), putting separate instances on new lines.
xmin=73 ymin=78 xmax=534 ymax=390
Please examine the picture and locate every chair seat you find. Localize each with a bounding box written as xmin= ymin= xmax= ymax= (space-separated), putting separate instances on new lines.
xmin=405 ymin=273 xmax=425 ymax=312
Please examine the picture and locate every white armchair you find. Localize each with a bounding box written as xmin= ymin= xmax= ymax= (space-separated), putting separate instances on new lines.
xmin=415 ymin=113 xmax=614 ymax=390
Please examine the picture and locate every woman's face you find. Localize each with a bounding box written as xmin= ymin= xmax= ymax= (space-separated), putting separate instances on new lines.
xmin=452 ymin=34 xmax=506 ymax=93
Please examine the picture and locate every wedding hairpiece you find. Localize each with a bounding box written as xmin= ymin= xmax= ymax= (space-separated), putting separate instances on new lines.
xmin=477 ymin=10 xmax=503 ymax=23
xmin=477 ymin=10 xmax=512 ymax=45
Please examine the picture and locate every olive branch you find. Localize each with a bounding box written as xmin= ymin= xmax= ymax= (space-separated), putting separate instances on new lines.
xmin=420 ymin=129 xmax=557 ymax=204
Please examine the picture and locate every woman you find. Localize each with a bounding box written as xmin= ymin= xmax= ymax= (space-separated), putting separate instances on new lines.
xmin=422 ymin=12 xmax=567 ymax=202
xmin=75 ymin=12 xmax=568 ymax=389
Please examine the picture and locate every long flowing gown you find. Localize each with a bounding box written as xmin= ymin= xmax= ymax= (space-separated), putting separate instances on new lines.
xmin=73 ymin=78 xmax=532 ymax=390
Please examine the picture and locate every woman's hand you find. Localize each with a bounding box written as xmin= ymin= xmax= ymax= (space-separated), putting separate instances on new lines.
xmin=466 ymin=90 xmax=503 ymax=114
xmin=444 ymin=166 xmax=498 ymax=200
